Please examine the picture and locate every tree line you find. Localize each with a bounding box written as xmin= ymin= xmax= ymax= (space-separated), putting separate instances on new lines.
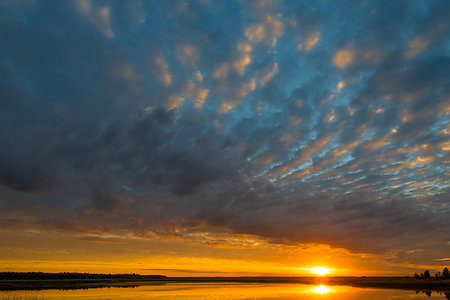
xmin=414 ymin=267 xmax=450 ymax=279
xmin=0 ymin=272 xmax=166 ymax=280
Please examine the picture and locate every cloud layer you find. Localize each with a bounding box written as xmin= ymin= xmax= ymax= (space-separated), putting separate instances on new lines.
xmin=0 ymin=0 xmax=449 ymax=265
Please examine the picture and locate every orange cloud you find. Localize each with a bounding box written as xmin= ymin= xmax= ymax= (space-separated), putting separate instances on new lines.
xmin=334 ymin=48 xmax=354 ymax=68
xmin=245 ymin=15 xmax=284 ymax=46
xmin=252 ymin=153 xmax=277 ymax=165
xmin=218 ymin=77 xmax=255 ymax=113
xmin=404 ymin=37 xmax=428 ymax=59
xmin=154 ymin=57 xmax=172 ymax=86
xmin=237 ymin=79 xmax=256 ymax=98
xmin=195 ymin=70 xmax=203 ymax=82
xmin=177 ymin=44 xmax=197 ymax=67
xmin=218 ymin=101 xmax=236 ymax=114
xmin=74 ymin=0 xmax=114 ymax=38
xmin=260 ymin=63 xmax=278 ymax=86
xmin=268 ymin=134 xmax=333 ymax=178
xmin=325 ymin=112 xmax=335 ymax=123
xmin=233 ymin=53 xmax=251 ymax=75
xmin=194 ymin=88 xmax=209 ymax=109
xmin=283 ymin=141 xmax=358 ymax=182
xmin=245 ymin=24 xmax=266 ymax=42
xmin=364 ymin=136 xmax=389 ymax=151
xmin=168 ymin=96 xmax=184 ymax=111
xmin=279 ymin=133 xmax=296 ymax=144
xmin=212 ymin=63 xmax=229 ymax=79
xmin=298 ymin=31 xmax=320 ymax=51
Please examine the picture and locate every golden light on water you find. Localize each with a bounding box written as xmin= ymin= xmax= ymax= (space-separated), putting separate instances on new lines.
xmin=314 ymin=284 xmax=330 ymax=294
xmin=311 ymin=267 xmax=330 ymax=276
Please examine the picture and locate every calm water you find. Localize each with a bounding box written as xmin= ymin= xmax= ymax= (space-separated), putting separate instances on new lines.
xmin=1 ymin=283 xmax=449 ymax=299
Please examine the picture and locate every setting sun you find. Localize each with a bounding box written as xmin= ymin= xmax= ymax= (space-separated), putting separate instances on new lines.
xmin=311 ymin=267 xmax=330 ymax=276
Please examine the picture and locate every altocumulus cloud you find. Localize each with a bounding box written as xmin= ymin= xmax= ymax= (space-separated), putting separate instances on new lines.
xmin=0 ymin=0 xmax=449 ymax=262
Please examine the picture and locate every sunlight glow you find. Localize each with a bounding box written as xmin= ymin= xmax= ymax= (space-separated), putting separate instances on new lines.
xmin=311 ymin=267 xmax=330 ymax=276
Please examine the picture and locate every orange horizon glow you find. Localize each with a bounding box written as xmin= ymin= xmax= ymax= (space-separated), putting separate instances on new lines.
xmin=1 ymin=228 xmax=446 ymax=278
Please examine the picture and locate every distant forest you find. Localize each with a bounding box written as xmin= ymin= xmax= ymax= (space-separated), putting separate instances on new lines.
xmin=414 ymin=267 xmax=450 ymax=279
xmin=1 ymin=269 xmax=449 ymax=280
xmin=0 ymin=272 xmax=166 ymax=280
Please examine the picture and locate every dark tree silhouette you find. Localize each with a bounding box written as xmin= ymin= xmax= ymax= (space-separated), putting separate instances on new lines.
xmin=0 ymin=272 xmax=167 ymax=280
xmin=414 ymin=267 xmax=450 ymax=280
xmin=443 ymin=267 xmax=450 ymax=279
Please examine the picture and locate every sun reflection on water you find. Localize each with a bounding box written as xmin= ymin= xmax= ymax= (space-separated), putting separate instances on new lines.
xmin=298 ymin=284 xmax=334 ymax=295
xmin=314 ymin=284 xmax=330 ymax=294
xmin=1 ymin=283 xmax=445 ymax=299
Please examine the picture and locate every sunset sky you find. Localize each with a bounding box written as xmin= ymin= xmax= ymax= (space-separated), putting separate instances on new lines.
xmin=0 ymin=0 xmax=449 ymax=277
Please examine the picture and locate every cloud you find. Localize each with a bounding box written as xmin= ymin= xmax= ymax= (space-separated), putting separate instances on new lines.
xmin=212 ymin=63 xmax=229 ymax=79
xmin=245 ymin=14 xmax=284 ymax=46
xmin=233 ymin=53 xmax=251 ymax=75
xmin=233 ymin=43 xmax=253 ymax=75
xmin=154 ymin=57 xmax=172 ymax=86
xmin=333 ymin=48 xmax=355 ymax=68
xmin=74 ymin=0 xmax=114 ymax=38
xmin=177 ymin=43 xmax=198 ymax=67
xmin=259 ymin=62 xmax=278 ymax=86
xmin=298 ymin=31 xmax=320 ymax=52
xmin=194 ymin=88 xmax=209 ymax=109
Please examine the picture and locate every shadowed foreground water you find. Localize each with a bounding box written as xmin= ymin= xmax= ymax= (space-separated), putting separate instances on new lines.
xmin=1 ymin=283 xmax=449 ymax=299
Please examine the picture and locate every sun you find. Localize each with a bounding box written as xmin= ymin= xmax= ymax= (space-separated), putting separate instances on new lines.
xmin=311 ymin=267 xmax=330 ymax=276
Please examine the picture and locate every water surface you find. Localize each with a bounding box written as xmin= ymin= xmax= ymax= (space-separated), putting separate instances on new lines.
xmin=1 ymin=283 xmax=449 ymax=299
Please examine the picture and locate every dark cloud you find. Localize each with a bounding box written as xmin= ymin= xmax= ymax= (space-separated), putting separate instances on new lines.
xmin=0 ymin=0 xmax=449 ymax=264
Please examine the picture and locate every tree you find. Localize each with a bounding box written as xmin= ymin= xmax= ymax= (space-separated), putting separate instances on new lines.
xmin=414 ymin=272 xmax=420 ymax=279
xmin=423 ymin=270 xmax=431 ymax=278
xmin=443 ymin=267 xmax=450 ymax=279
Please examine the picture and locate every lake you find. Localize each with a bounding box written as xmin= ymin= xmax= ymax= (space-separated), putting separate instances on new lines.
xmin=1 ymin=283 xmax=449 ymax=299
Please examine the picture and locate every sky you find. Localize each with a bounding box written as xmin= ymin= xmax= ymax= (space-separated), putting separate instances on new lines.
xmin=0 ymin=0 xmax=449 ymax=277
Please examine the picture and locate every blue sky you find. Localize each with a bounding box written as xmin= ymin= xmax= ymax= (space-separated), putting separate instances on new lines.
xmin=0 ymin=0 xmax=449 ymax=273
